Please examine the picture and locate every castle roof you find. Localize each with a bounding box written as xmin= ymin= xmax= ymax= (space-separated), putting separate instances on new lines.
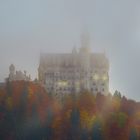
xmin=39 ymin=52 xmax=109 ymax=70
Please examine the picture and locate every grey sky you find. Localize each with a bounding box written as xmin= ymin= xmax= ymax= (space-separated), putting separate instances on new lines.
xmin=0 ymin=0 xmax=140 ymax=100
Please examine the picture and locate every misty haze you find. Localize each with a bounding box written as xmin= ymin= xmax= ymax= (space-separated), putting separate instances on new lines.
xmin=0 ymin=0 xmax=140 ymax=140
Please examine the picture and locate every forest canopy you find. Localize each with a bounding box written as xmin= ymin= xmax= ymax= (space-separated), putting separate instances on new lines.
xmin=0 ymin=81 xmax=140 ymax=140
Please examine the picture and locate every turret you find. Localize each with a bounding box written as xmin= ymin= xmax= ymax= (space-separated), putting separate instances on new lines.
xmin=9 ymin=64 xmax=15 ymax=81
xmin=9 ymin=64 xmax=15 ymax=74
xmin=79 ymin=31 xmax=91 ymax=91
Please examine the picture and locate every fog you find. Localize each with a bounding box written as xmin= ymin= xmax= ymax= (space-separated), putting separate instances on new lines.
xmin=0 ymin=0 xmax=140 ymax=100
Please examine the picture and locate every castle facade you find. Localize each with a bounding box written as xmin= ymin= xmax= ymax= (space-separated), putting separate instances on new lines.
xmin=38 ymin=34 xmax=109 ymax=99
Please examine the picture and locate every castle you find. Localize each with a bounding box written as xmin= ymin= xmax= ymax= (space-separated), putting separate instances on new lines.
xmin=8 ymin=64 xmax=31 ymax=81
xmin=38 ymin=33 xmax=109 ymax=99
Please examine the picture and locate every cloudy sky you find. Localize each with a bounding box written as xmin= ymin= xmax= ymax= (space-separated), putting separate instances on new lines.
xmin=0 ymin=0 xmax=140 ymax=100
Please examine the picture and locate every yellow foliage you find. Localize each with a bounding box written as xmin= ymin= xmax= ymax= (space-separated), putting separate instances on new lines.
xmin=134 ymin=112 xmax=140 ymax=119
xmin=80 ymin=110 xmax=96 ymax=129
xmin=112 ymin=98 xmax=121 ymax=111
xmin=28 ymin=87 xmax=33 ymax=99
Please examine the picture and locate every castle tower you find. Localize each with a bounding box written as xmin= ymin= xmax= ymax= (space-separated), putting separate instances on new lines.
xmin=79 ymin=30 xmax=91 ymax=54
xmin=71 ymin=46 xmax=79 ymax=94
xmin=38 ymin=53 xmax=45 ymax=83
xmin=79 ymin=31 xmax=91 ymax=91
xmin=9 ymin=64 xmax=15 ymax=81
xmin=72 ymin=46 xmax=77 ymax=66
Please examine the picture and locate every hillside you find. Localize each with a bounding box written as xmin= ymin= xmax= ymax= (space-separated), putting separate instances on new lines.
xmin=0 ymin=81 xmax=140 ymax=140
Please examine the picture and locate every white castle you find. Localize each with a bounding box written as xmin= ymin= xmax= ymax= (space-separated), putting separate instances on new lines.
xmin=38 ymin=33 xmax=109 ymax=99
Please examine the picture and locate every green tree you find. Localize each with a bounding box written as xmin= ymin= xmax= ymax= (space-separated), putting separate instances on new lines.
xmin=114 ymin=90 xmax=121 ymax=99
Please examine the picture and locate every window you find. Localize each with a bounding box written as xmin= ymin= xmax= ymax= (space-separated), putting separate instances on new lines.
xmin=93 ymin=74 xmax=99 ymax=80
xmin=102 ymin=83 xmax=105 ymax=86
xmin=93 ymin=82 xmax=96 ymax=86
xmin=102 ymin=75 xmax=108 ymax=81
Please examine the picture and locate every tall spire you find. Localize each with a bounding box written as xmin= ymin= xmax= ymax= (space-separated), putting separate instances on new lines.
xmin=81 ymin=29 xmax=90 ymax=48
xmin=80 ymin=29 xmax=90 ymax=53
